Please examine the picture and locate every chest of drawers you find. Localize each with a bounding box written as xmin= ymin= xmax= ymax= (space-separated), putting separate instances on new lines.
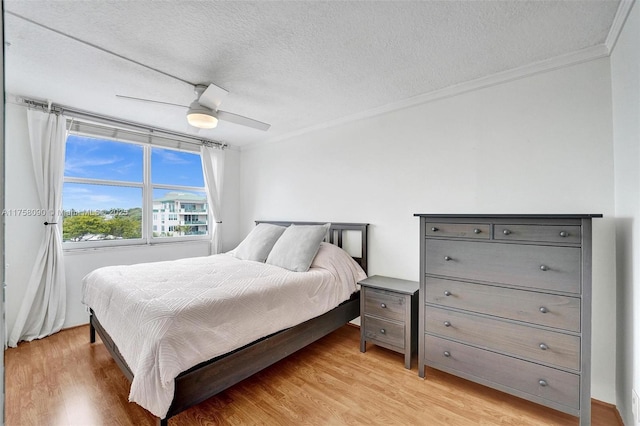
xmin=415 ymin=214 xmax=600 ymax=426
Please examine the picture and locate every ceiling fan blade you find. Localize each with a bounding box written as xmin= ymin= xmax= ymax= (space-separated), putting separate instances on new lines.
xmin=217 ymin=110 xmax=271 ymax=131
xmin=116 ymin=94 xmax=187 ymax=109
xmin=198 ymin=83 xmax=229 ymax=110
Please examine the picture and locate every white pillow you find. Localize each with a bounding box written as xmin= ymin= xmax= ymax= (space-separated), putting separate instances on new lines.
xmin=233 ymin=223 xmax=287 ymax=262
xmin=266 ymin=223 xmax=330 ymax=272
xmin=310 ymin=242 xmax=367 ymax=293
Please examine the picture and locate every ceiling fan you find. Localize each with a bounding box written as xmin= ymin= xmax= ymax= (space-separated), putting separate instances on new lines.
xmin=117 ymin=83 xmax=271 ymax=131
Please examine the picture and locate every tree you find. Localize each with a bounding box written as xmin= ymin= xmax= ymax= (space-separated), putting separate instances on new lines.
xmin=63 ymin=215 xmax=108 ymax=240
xmin=127 ymin=207 xmax=142 ymax=221
xmin=173 ymin=225 xmax=188 ymax=236
xmin=105 ymin=216 xmax=141 ymax=239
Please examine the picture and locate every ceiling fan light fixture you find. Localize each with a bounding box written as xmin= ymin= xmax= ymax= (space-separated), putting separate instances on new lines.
xmin=187 ymin=101 xmax=218 ymax=129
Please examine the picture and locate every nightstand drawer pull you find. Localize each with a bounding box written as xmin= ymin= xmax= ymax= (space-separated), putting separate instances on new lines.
xmin=380 ymin=329 xmax=386 ymax=334
xmin=503 ymin=229 xmax=511 ymax=235
xmin=443 ymin=351 xmax=451 ymax=357
xmin=443 ymin=321 xmax=451 ymax=327
xmin=444 ymin=256 xmax=452 ymax=261
xmin=540 ymin=265 xmax=549 ymax=271
xmin=559 ymin=231 xmax=569 ymax=237
xmin=539 ymin=343 xmax=549 ymax=351
xmin=538 ymin=379 xmax=548 ymax=387
xmin=380 ymin=303 xmax=387 ymax=309
xmin=539 ymin=306 xmax=548 ymax=313
xmin=443 ymin=290 xmax=452 ymax=297
xmin=431 ymin=227 xmax=439 ymax=232
xmin=473 ymin=228 xmax=481 ymax=234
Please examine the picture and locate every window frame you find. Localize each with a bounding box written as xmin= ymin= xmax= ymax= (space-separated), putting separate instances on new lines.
xmin=62 ymin=125 xmax=210 ymax=251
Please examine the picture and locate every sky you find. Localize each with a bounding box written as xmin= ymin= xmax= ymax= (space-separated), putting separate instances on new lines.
xmin=63 ymin=135 xmax=205 ymax=213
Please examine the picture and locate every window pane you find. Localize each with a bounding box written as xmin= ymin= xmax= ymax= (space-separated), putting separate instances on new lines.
xmin=62 ymin=183 xmax=142 ymax=242
xmin=65 ymin=135 xmax=143 ymax=182
xmin=151 ymin=147 xmax=204 ymax=187
xmin=152 ymin=189 xmax=208 ymax=238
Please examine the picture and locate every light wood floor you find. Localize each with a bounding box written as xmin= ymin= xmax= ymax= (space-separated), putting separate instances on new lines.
xmin=6 ymin=324 xmax=621 ymax=426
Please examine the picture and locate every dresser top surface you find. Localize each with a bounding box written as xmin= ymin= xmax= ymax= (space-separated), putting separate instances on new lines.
xmin=414 ymin=214 xmax=602 ymax=219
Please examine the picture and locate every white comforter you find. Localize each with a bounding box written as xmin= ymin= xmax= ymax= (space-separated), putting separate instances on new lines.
xmin=82 ymin=253 xmax=358 ymax=418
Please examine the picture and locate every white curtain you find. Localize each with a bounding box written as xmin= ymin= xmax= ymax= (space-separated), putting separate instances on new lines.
xmin=8 ymin=109 xmax=67 ymax=347
xmin=200 ymin=144 xmax=226 ymax=254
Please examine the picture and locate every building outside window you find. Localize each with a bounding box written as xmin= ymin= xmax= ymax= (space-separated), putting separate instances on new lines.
xmin=152 ymin=192 xmax=208 ymax=237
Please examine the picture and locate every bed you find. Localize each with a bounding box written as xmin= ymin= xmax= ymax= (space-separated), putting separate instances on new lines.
xmin=84 ymin=221 xmax=368 ymax=425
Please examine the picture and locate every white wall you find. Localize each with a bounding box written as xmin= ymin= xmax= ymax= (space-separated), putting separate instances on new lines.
xmin=611 ymin=1 xmax=640 ymax=424
xmin=4 ymin=103 xmax=242 ymax=332
xmin=241 ymin=58 xmax=618 ymax=403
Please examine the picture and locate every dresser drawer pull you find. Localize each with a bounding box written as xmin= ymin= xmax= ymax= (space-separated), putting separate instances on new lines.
xmin=503 ymin=229 xmax=511 ymax=235
xmin=444 ymin=290 xmax=452 ymax=297
xmin=538 ymin=379 xmax=548 ymax=387
xmin=380 ymin=303 xmax=387 ymax=309
xmin=539 ymin=265 xmax=549 ymax=271
xmin=539 ymin=306 xmax=549 ymax=313
xmin=431 ymin=227 xmax=439 ymax=232
xmin=539 ymin=343 xmax=549 ymax=351
xmin=444 ymin=256 xmax=452 ymax=261
xmin=443 ymin=321 xmax=451 ymax=327
xmin=559 ymin=231 xmax=569 ymax=237
xmin=443 ymin=351 xmax=451 ymax=357
xmin=473 ymin=228 xmax=481 ymax=234
xmin=379 ymin=329 xmax=386 ymax=334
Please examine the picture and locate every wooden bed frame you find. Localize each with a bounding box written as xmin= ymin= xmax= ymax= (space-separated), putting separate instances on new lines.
xmin=89 ymin=221 xmax=368 ymax=425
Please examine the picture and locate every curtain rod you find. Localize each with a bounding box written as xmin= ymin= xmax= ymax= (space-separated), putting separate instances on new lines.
xmin=16 ymin=96 xmax=226 ymax=149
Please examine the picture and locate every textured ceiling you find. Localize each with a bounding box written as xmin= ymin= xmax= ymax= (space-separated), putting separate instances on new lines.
xmin=4 ymin=1 xmax=621 ymax=147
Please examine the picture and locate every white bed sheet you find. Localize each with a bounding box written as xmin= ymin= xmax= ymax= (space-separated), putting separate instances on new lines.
xmin=82 ymin=253 xmax=359 ymax=418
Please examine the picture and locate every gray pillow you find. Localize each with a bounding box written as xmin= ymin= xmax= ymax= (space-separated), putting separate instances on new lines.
xmin=266 ymin=223 xmax=331 ymax=272
xmin=233 ymin=223 xmax=287 ymax=262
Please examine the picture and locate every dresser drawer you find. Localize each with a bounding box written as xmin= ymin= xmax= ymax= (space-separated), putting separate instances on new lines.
xmin=426 ymin=277 xmax=581 ymax=331
xmin=364 ymin=316 xmax=404 ymax=348
xmin=363 ymin=288 xmax=406 ymax=322
xmin=425 ymin=222 xmax=490 ymax=239
xmin=425 ymin=335 xmax=580 ymax=410
xmin=494 ymin=224 xmax=581 ymax=244
xmin=426 ymin=240 xmax=581 ymax=294
xmin=425 ymin=306 xmax=580 ymax=370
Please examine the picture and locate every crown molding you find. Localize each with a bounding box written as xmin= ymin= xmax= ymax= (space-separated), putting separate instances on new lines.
xmin=250 ymin=43 xmax=610 ymax=151
xmin=605 ymin=0 xmax=636 ymax=54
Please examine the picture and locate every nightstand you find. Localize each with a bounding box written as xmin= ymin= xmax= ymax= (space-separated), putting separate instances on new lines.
xmin=359 ymin=275 xmax=419 ymax=369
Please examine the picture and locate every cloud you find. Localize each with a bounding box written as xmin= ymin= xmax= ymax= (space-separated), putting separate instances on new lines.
xmin=65 ymin=136 xmax=144 ymax=178
xmin=63 ymin=185 xmax=141 ymax=211
xmin=154 ymin=149 xmax=193 ymax=165
xmin=113 ymin=162 xmax=137 ymax=174
xmin=63 ymin=186 xmax=92 ymax=194
xmin=65 ymin=155 xmax=124 ymax=176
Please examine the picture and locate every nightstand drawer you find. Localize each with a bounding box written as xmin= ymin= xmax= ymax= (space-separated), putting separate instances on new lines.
xmin=364 ymin=288 xmax=406 ymax=322
xmin=425 ymin=277 xmax=581 ymax=331
xmin=364 ymin=316 xmax=405 ymax=348
xmin=425 ymin=222 xmax=490 ymax=239
xmin=425 ymin=306 xmax=580 ymax=370
xmin=494 ymin=224 xmax=581 ymax=244
xmin=426 ymin=240 xmax=581 ymax=294
xmin=425 ymin=335 xmax=580 ymax=411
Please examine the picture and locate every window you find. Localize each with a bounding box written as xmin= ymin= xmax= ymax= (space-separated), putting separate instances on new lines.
xmin=150 ymin=148 xmax=207 ymax=239
xmin=62 ymin=124 xmax=208 ymax=247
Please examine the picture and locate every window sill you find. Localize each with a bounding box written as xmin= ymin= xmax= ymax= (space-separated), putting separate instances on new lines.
xmin=63 ymin=238 xmax=210 ymax=254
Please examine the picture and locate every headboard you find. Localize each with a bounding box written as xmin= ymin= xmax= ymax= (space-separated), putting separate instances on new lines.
xmin=255 ymin=221 xmax=369 ymax=274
